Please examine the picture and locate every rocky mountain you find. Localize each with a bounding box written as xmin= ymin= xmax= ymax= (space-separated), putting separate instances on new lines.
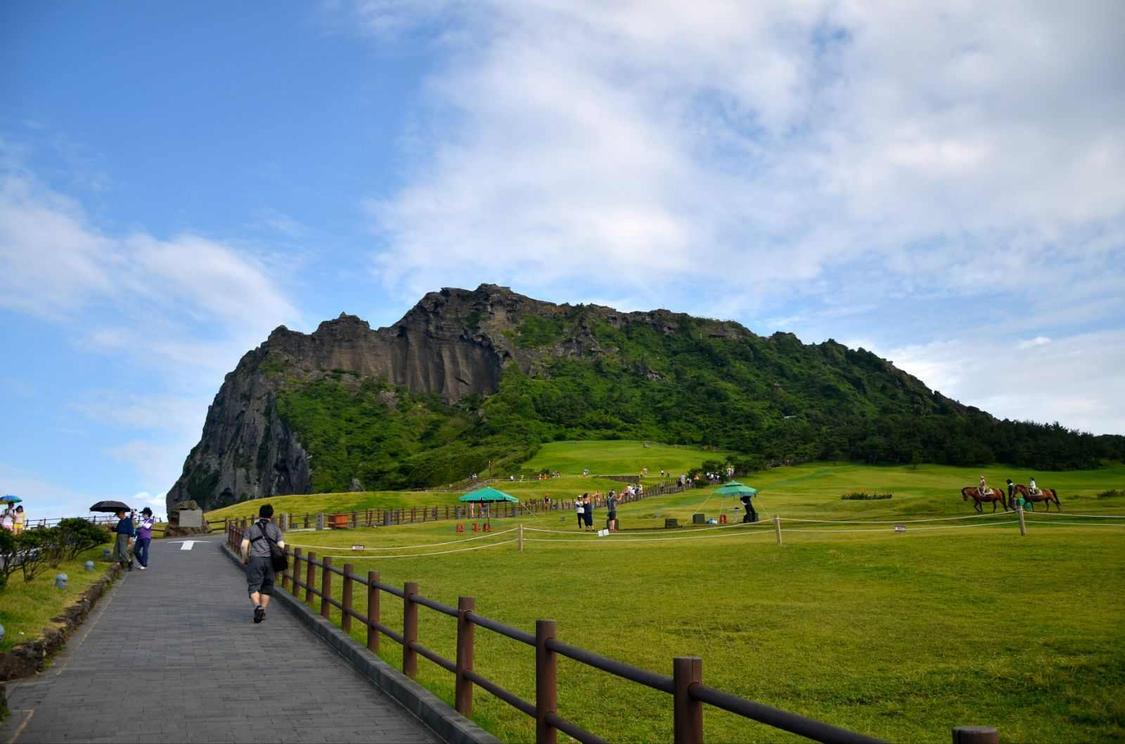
xmin=166 ymin=284 xmax=1121 ymax=512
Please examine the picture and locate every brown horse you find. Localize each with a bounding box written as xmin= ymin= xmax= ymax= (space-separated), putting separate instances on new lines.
xmin=961 ymin=485 xmax=1008 ymax=513
xmin=1015 ymin=484 xmax=1061 ymax=511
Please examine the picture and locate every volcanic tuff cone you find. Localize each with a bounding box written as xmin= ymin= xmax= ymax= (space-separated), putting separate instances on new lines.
xmin=167 ymin=284 xmax=1114 ymax=513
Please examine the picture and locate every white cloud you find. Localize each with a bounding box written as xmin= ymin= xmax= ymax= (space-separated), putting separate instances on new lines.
xmin=359 ymin=1 xmax=1125 ymax=313
xmin=0 ymin=171 xmax=301 ymax=375
xmin=0 ymin=167 xmax=302 ymax=500
xmin=883 ymin=330 xmax=1125 ymax=435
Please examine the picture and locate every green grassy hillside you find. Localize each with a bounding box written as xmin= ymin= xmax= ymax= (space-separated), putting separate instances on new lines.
xmin=246 ymin=460 xmax=1125 ymax=743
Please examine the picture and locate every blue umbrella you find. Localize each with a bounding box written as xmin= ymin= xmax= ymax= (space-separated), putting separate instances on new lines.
xmin=1 ymin=494 xmax=21 ymax=503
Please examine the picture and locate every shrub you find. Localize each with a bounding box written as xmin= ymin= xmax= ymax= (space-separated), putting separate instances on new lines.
xmin=0 ymin=529 xmax=17 ymax=588
xmin=56 ymin=518 xmax=110 ymax=561
xmin=841 ymin=492 xmax=893 ymax=500
xmin=16 ymin=529 xmax=56 ymax=582
xmin=1097 ymin=489 xmax=1123 ymax=499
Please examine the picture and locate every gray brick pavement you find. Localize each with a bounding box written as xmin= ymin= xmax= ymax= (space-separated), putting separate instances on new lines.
xmin=1 ymin=538 xmax=439 ymax=744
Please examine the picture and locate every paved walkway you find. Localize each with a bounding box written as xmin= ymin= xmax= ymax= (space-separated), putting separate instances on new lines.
xmin=2 ymin=539 xmax=439 ymax=744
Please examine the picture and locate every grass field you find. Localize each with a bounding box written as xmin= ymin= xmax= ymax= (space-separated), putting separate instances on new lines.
xmin=241 ymin=454 xmax=1125 ymax=743
xmin=0 ymin=546 xmax=114 ymax=652
xmin=206 ymin=440 xmax=724 ymax=522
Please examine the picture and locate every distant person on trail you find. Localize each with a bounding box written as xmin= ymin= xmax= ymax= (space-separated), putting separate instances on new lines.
xmin=113 ymin=509 xmax=135 ymax=571
xmin=13 ymin=505 xmax=25 ymax=535
xmin=134 ymin=507 xmax=155 ymax=570
xmin=1 ymin=506 xmax=13 ymax=532
xmin=606 ymin=491 xmax=618 ymax=531
xmin=583 ymin=494 xmax=594 ymax=530
xmin=575 ymin=494 xmax=585 ymax=530
xmin=241 ymin=503 xmax=285 ymax=624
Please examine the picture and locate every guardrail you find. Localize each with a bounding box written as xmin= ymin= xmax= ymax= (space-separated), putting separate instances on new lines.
xmin=227 ymin=523 xmax=998 ymax=743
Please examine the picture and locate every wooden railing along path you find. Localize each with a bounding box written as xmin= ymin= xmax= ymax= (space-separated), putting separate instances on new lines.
xmin=227 ymin=524 xmax=998 ymax=744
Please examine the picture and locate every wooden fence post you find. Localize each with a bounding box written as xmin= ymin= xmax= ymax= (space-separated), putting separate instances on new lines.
xmin=952 ymin=726 xmax=998 ymax=744
xmin=403 ymin=581 xmax=419 ymax=677
xmin=1017 ymin=505 xmax=1027 ymax=536
xmin=367 ymin=570 xmax=380 ymax=653
xmin=280 ymin=547 xmax=290 ymax=590
xmin=519 ymin=524 xmax=525 ymax=552
xmin=773 ymin=515 xmax=783 ymax=546
xmin=341 ymin=563 xmax=354 ymax=632
xmin=291 ymin=548 xmax=302 ymax=593
xmin=305 ymin=552 xmax=316 ymax=604
xmin=535 ymin=620 xmax=558 ymax=744
xmin=455 ymin=596 xmax=476 ymax=716
xmin=320 ymin=556 xmax=333 ymax=619
xmin=673 ymin=656 xmax=703 ymax=744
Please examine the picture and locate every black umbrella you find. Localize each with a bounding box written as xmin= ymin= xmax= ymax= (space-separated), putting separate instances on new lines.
xmin=90 ymin=500 xmax=132 ymax=513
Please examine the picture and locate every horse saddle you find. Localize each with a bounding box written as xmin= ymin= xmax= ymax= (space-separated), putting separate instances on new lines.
xmin=979 ymin=488 xmax=993 ymax=497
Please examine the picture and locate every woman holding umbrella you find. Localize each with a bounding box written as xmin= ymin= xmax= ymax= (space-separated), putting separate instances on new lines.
xmin=92 ymin=500 xmax=136 ymax=571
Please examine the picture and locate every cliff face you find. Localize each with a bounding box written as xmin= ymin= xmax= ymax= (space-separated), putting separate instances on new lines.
xmin=165 ymin=285 xmax=516 ymax=512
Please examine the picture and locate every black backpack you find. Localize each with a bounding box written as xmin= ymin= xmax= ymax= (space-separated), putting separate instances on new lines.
xmin=251 ymin=520 xmax=288 ymax=572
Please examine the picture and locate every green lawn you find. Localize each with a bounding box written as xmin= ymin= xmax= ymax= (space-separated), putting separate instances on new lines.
xmin=258 ymin=459 xmax=1125 ymax=743
xmin=522 ymin=439 xmax=730 ymax=476
xmin=0 ymin=546 xmax=114 ymax=652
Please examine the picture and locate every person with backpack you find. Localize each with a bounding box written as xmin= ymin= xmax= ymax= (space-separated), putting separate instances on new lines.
xmin=240 ymin=503 xmax=286 ymax=624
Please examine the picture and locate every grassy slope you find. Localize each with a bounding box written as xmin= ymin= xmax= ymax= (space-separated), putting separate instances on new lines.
xmin=256 ymin=457 xmax=1125 ymax=743
xmin=206 ymin=441 xmax=723 ymax=521
xmin=0 ymin=546 xmax=114 ymax=652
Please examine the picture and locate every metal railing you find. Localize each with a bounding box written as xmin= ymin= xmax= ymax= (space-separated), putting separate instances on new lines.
xmin=222 ymin=523 xmax=1000 ymax=743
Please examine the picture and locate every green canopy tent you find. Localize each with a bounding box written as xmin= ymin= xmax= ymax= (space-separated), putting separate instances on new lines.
xmin=458 ymin=486 xmax=520 ymax=521
xmin=714 ymin=482 xmax=758 ymax=497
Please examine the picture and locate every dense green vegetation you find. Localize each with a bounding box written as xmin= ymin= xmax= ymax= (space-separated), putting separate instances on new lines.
xmin=272 ymin=304 xmax=1123 ymax=493
xmin=275 ymin=378 xmax=537 ymax=492
xmin=259 ymin=460 xmax=1125 ymax=743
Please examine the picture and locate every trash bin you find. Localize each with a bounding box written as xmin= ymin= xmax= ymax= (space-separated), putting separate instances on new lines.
xmin=692 ymin=513 xmax=706 ymax=524
xmin=664 ymin=518 xmax=679 ymax=529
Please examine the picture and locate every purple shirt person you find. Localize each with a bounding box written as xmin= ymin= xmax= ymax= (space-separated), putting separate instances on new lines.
xmin=133 ymin=507 xmax=155 ymax=570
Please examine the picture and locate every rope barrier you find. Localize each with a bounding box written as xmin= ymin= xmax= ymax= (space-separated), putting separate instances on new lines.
xmin=781 ymin=512 xmax=1009 ymax=525
xmin=288 ymin=526 xmax=518 ymax=552
xmin=782 ymin=520 xmax=1020 ymax=534
xmin=524 ymin=520 xmax=772 ymax=536
xmin=313 ymin=538 xmax=519 ymax=560
xmin=1020 ymin=520 xmax=1125 ymax=527
xmin=1023 ymin=512 xmax=1125 ymax=519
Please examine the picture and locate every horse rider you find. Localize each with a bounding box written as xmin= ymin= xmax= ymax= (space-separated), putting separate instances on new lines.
xmin=1029 ymin=477 xmax=1040 ymax=497
xmin=978 ymin=474 xmax=990 ymax=498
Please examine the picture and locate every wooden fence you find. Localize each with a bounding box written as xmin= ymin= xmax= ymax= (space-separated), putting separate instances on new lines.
xmin=227 ymin=524 xmax=998 ymax=744
xmin=219 ymin=480 xmax=688 ymax=534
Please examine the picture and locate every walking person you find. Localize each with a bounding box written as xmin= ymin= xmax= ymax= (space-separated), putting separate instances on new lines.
xmin=240 ymin=503 xmax=285 ymax=624
xmin=134 ymin=508 xmax=155 ymax=570
xmin=606 ymin=490 xmax=618 ymax=531
xmin=575 ymin=494 xmax=585 ymax=530
xmin=583 ymin=494 xmax=594 ymax=530
xmin=112 ymin=509 xmax=135 ymax=571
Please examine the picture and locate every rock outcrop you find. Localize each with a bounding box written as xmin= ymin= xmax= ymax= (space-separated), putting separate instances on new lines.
xmin=166 ymin=285 xmax=524 ymax=512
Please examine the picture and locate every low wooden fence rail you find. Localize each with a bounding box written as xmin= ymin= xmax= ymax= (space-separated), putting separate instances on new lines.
xmin=227 ymin=524 xmax=998 ymax=743
xmin=218 ymin=480 xmax=688 ymax=533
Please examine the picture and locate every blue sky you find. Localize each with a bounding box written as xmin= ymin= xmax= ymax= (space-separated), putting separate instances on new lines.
xmin=2 ymin=1 xmax=1123 ymax=519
